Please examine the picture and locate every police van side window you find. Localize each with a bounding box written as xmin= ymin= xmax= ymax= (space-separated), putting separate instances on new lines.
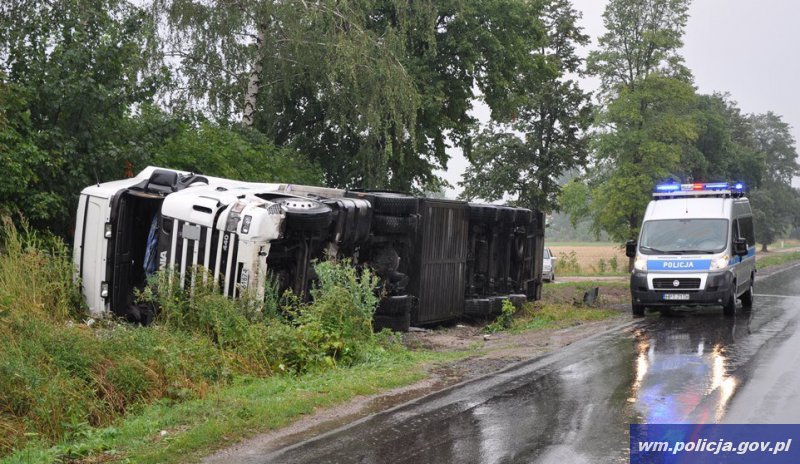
xmin=731 ymin=219 xmax=739 ymax=244
xmin=739 ymin=216 xmax=755 ymax=247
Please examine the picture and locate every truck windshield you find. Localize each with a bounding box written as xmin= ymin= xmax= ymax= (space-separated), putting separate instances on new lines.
xmin=639 ymin=219 xmax=728 ymax=255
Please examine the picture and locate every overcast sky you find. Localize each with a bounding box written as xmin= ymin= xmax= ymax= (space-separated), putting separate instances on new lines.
xmin=439 ymin=0 xmax=800 ymax=197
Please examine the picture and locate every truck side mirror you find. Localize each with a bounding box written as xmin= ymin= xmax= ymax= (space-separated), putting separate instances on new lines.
xmin=625 ymin=240 xmax=637 ymax=258
xmin=733 ymin=238 xmax=748 ymax=256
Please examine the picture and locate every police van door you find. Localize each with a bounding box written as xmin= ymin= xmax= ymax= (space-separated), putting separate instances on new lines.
xmin=731 ymin=219 xmax=747 ymax=294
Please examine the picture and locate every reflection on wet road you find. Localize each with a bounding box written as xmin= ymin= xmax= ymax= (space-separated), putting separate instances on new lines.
xmin=253 ymin=265 xmax=800 ymax=464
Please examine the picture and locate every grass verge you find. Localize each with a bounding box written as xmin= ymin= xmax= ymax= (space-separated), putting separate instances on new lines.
xmin=1 ymin=218 xmax=458 ymax=462
xmin=486 ymin=281 xmax=628 ymax=334
xmin=4 ymin=349 xmax=462 ymax=464
xmin=757 ymin=251 xmax=800 ymax=270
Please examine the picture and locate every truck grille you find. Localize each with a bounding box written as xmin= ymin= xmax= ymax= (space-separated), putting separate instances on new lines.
xmin=653 ymin=278 xmax=701 ymax=290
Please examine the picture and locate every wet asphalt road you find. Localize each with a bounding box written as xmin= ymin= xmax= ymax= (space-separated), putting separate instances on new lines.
xmin=250 ymin=265 xmax=800 ymax=464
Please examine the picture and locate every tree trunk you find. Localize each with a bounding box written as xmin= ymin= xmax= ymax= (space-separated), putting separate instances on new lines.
xmin=761 ymin=243 xmax=768 ymax=252
xmin=242 ymin=27 xmax=266 ymax=127
xmin=628 ymin=213 xmax=639 ymax=271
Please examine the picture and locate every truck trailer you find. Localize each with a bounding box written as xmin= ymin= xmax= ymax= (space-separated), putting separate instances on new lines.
xmin=74 ymin=167 xmax=545 ymax=330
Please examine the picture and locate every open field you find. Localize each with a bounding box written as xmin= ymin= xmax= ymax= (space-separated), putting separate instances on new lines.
xmin=549 ymin=240 xmax=800 ymax=276
xmin=548 ymin=243 xmax=627 ymax=276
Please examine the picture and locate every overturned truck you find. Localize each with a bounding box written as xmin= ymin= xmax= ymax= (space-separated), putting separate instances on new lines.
xmin=74 ymin=167 xmax=545 ymax=331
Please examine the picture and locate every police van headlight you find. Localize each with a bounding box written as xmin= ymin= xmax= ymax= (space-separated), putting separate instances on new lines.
xmin=710 ymin=255 xmax=729 ymax=270
xmin=634 ymin=256 xmax=647 ymax=271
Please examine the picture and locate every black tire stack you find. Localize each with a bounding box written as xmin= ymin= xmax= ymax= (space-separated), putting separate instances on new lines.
xmin=347 ymin=191 xmax=420 ymax=332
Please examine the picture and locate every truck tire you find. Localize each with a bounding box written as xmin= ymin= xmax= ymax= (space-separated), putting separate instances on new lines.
xmin=490 ymin=296 xmax=510 ymax=316
xmin=508 ymin=294 xmax=527 ymax=309
xmin=275 ymin=197 xmax=333 ymax=232
xmin=464 ymin=298 xmax=492 ymax=318
xmin=347 ymin=191 xmax=419 ymax=215
xmin=375 ymin=295 xmax=413 ymax=317
xmin=372 ymin=193 xmax=418 ymax=215
xmin=632 ymin=303 xmax=645 ymax=317
xmin=373 ymin=313 xmax=411 ymax=332
xmin=741 ymin=275 xmax=754 ymax=310
xmin=723 ymin=283 xmax=737 ymax=316
xmin=373 ymin=215 xmax=418 ymax=235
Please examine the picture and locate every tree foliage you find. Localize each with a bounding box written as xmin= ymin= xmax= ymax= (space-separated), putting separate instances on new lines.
xmin=587 ymin=0 xmax=691 ymax=96
xmin=154 ymin=0 xmax=550 ymax=191
xmin=0 ymin=0 xmax=163 ymax=232
xmin=746 ymin=113 xmax=800 ymax=250
xmin=584 ymin=0 xmax=695 ymax=243
xmin=459 ymin=0 xmax=593 ymax=212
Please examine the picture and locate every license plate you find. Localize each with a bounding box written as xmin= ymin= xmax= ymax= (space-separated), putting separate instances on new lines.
xmin=663 ymin=293 xmax=690 ymax=301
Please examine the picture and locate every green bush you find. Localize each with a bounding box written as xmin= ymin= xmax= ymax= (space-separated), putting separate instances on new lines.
xmin=485 ymin=299 xmax=517 ymax=333
xmin=0 ymin=219 xmax=384 ymax=457
xmin=557 ymin=250 xmax=582 ymax=274
xmin=609 ymin=255 xmax=619 ymax=273
xmin=148 ymin=260 xmax=380 ymax=373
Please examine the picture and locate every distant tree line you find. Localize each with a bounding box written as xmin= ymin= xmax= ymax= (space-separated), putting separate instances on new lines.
xmin=1 ymin=0 xmax=797 ymax=248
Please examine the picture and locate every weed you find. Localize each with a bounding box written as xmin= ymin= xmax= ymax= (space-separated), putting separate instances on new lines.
xmin=557 ymin=250 xmax=582 ymax=274
xmin=609 ymin=255 xmax=619 ymax=273
xmin=485 ymin=300 xmax=517 ymax=333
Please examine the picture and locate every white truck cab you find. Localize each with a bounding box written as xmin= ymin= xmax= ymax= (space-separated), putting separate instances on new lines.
xmin=626 ymin=182 xmax=756 ymax=316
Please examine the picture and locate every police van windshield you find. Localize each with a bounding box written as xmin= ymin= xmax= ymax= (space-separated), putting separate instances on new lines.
xmin=639 ymin=219 xmax=728 ymax=255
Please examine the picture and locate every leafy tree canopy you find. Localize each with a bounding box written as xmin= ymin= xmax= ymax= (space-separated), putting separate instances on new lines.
xmin=154 ymin=0 xmax=550 ymax=191
xmin=459 ymin=0 xmax=593 ymax=212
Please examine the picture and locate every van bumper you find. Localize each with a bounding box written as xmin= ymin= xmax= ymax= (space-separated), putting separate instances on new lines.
xmin=630 ymin=270 xmax=734 ymax=306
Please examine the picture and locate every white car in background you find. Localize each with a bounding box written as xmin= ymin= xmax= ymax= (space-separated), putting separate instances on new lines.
xmin=543 ymin=247 xmax=556 ymax=282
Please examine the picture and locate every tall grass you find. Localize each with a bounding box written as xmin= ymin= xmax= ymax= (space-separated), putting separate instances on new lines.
xmin=0 ymin=219 xmax=383 ymax=457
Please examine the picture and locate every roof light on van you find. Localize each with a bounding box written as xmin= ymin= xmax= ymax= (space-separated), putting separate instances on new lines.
xmin=655 ymin=183 xmax=680 ymax=192
xmin=653 ymin=182 xmax=743 ymax=193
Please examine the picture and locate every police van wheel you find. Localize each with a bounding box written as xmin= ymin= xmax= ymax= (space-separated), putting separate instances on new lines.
xmin=741 ymin=276 xmax=754 ymax=309
xmin=722 ymin=284 xmax=737 ymax=316
xmin=632 ymin=303 xmax=645 ymax=317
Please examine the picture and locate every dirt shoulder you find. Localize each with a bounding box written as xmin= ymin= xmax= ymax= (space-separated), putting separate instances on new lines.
xmin=203 ymin=290 xmax=630 ymax=463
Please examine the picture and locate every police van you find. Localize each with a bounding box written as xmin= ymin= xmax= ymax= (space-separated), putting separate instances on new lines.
xmin=625 ymin=182 xmax=756 ymax=316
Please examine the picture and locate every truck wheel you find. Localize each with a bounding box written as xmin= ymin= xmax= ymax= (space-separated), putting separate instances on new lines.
xmin=741 ymin=276 xmax=754 ymax=310
xmin=375 ymin=295 xmax=413 ymax=317
xmin=723 ymin=284 xmax=737 ymax=316
xmin=508 ymin=294 xmax=527 ymax=309
xmin=632 ymin=303 xmax=645 ymax=317
xmin=370 ymin=192 xmax=419 ymax=215
xmin=373 ymin=215 xmax=418 ymax=235
xmin=490 ymin=296 xmax=509 ymax=316
xmin=464 ymin=298 xmax=492 ymax=318
xmin=372 ymin=313 xmax=411 ymax=332
xmin=275 ymin=197 xmax=333 ymax=232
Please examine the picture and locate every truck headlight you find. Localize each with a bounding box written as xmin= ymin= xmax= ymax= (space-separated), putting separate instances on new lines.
xmin=710 ymin=255 xmax=729 ymax=270
xmin=634 ymin=256 xmax=647 ymax=271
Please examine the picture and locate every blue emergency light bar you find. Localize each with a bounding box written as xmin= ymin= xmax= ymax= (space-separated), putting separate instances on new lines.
xmin=653 ymin=182 xmax=746 ymax=197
